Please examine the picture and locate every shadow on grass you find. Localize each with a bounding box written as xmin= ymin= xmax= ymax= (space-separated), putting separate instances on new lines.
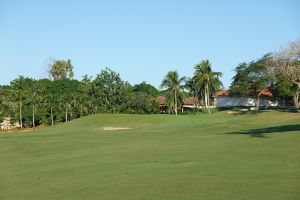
xmin=228 ymin=124 xmax=300 ymax=138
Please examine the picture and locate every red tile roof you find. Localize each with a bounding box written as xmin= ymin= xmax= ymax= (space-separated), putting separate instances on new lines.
xmin=184 ymin=97 xmax=199 ymax=105
xmin=215 ymin=90 xmax=230 ymax=97
xmin=156 ymin=96 xmax=166 ymax=105
xmin=215 ymin=89 xmax=273 ymax=97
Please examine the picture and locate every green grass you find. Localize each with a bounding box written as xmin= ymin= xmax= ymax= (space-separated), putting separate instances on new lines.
xmin=1 ymin=111 xmax=300 ymax=200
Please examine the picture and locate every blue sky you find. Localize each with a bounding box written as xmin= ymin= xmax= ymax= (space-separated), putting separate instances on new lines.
xmin=0 ymin=0 xmax=299 ymax=88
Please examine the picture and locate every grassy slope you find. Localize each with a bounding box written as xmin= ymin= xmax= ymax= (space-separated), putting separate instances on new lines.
xmin=0 ymin=111 xmax=300 ymax=200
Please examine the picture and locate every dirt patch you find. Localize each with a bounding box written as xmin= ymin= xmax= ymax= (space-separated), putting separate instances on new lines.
xmin=103 ymin=127 xmax=133 ymax=131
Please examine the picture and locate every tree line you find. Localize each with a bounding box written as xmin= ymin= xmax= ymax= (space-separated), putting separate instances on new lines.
xmin=0 ymin=39 xmax=299 ymax=128
xmin=0 ymin=58 xmax=223 ymax=127
xmin=0 ymin=67 xmax=161 ymax=128
xmin=160 ymin=39 xmax=300 ymax=114
xmin=230 ymin=39 xmax=300 ymax=109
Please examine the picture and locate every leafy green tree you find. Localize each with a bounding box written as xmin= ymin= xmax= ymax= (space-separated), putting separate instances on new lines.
xmin=48 ymin=59 xmax=74 ymax=80
xmin=194 ymin=59 xmax=222 ymax=113
xmin=231 ymin=55 xmax=272 ymax=110
xmin=127 ymin=82 xmax=160 ymax=114
xmin=128 ymin=92 xmax=157 ymax=114
xmin=132 ymin=82 xmax=159 ymax=96
xmin=0 ymin=86 xmax=13 ymax=118
xmin=91 ymin=68 xmax=129 ymax=113
xmin=273 ymin=75 xmax=296 ymax=106
xmin=39 ymin=79 xmax=80 ymax=124
xmin=10 ymin=76 xmax=31 ymax=128
xmin=38 ymin=79 xmax=57 ymax=125
xmin=76 ymin=75 xmax=92 ymax=117
xmin=160 ymin=71 xmax=186 ymax=115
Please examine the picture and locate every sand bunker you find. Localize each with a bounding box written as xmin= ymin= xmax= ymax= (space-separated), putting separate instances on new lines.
xmin=227 ymin=111 xmax=240 ymax=114
xmin=103 ymin=127 xmax=133 ymax=131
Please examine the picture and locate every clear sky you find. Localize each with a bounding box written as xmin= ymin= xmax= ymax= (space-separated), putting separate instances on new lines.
xmin=0 ymin=0 xmax=299 ymax=88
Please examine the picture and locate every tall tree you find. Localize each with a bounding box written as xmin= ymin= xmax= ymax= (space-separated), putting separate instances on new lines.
xmin=160 ymin=71 xmax=186 ymax=115
xmin=91 ymin=68 xmax=128 ymax=113
xmin=269 ymin=39 xmax=300 ymax=108
xmin=132 ymin=81 xmax=159 ymax=96
xmin=10 ymin=76 xmax=30 ymax=128
xmin=59 ymin=95 xmax=71 ymax=122
xmin=0 ymin=86 xmax=13 ymax=118
xmin=44 ymin=93 xmax=56 ymax=125
xmin=129 ymin=82 xmax=159 ymax=114
xmin=46 ymin=79 xmax=80 ymax=122
xmin=231 ymin=55 xmax=272 ymax=110
xmin=272 ymin=74 xmax=296 ymax=106
xmin=194 ymin=59 xmax=222 ymax=113
xmin=184 ymin=77 xmax=201 ymax=107
xmin=128 ymin=92 xmax=157 ymax=114
xmin=27 ymin=80 xmax=44 ymax=127
xmin=48 ymin=59 xmax=74 ymax=80
xmin=77 ymin=75 xmax=92 ymax=117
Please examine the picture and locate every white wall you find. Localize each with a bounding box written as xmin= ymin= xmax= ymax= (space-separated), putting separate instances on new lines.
xmin=214 ymin=96 xmax=278 ymax=108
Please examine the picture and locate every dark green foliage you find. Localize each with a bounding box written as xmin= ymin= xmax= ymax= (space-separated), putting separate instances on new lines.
xmin=231 ymin=58 xmax=271 ymax=97
xmin=271 ymin=75 xmax=296 ymax=105
xmin=231 ymin=55 xmax=272 ymax=110
xmin=128 ymin=92 xmax=158 ymax=114
xmin=127 ymin=81 xmax=160 ymax=114
xmin=0 ymin=85 xmax=11 ymax=116
xmin=91 ymin=68 xmax=129 ymax=113
xmin=2 ymin=51 xmax=298 ymax=127
xmin=132 ymin=81 xmax=160 ymax=96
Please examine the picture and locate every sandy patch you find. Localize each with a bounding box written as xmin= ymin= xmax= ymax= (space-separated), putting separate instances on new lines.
xmin=227 ymin=111 xmax=240 ymax=114
xmin=103 ymin=127 xmax=133 ymax=131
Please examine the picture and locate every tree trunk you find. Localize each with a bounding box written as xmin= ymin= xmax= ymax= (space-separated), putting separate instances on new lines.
xmin=94 ymin=105 xmax=98 ymax=114
xmin=19 ymin=101 xmax=22 ymax=129
xmin=255 ymin=92 xmax=263 ymax=111
xmin=65 ymin=108 xmax=68 ymax=122
xmin=206 ymin=83 xmax=211 ymax=114
xmin=80 ymin=103 xmax=83 ymax=117
xmin=292 ymin=82 xmax=300 ymax=108
xmin=204 ymin=88 xmax=207 ymax=108
xmin=50 ymin=107 xmax=54 ymax=126
xmin=174 ymin=90 xmax=178 ymax=115
xmin=255 ymin=96 xmax=260 ymax=111
xmin=204 ymin=85 xmax=208 ymax=109
xmin=32 ymin=105 xmax=35 ymax=128
xmin=293 ymin=87 xmax=300 ymax=108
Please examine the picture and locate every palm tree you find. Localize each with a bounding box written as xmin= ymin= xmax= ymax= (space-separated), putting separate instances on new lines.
xmin=194 ymin=59 xmax=223 ymax=114
xmin=185 ymin=77 xmax=201 ymax=108
xmin=69 ymin=94 xmax=78 ymax=120
xmin=45 ymin=94 xmax=56 ymax=125
xmin=11 ymin=76 xmax=29 ymax=128
xmin=59 ymin=95 xmax=71 ymax=122
xmin=28 ymin=81 xmax=43 ymax=127
xmin=75 ymin=92 xmax=87 ymax=117
xmin=76 ymin=78 xmax=91 ymax=117
xmin=160 ymin=71 xmax=186 ymax=115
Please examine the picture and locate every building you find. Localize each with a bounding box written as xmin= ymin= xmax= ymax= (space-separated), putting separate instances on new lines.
xmin=156 ymin=96 xmax=168 ymax=113
xmin=214 ymin=89 xmax=279 ymax=108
